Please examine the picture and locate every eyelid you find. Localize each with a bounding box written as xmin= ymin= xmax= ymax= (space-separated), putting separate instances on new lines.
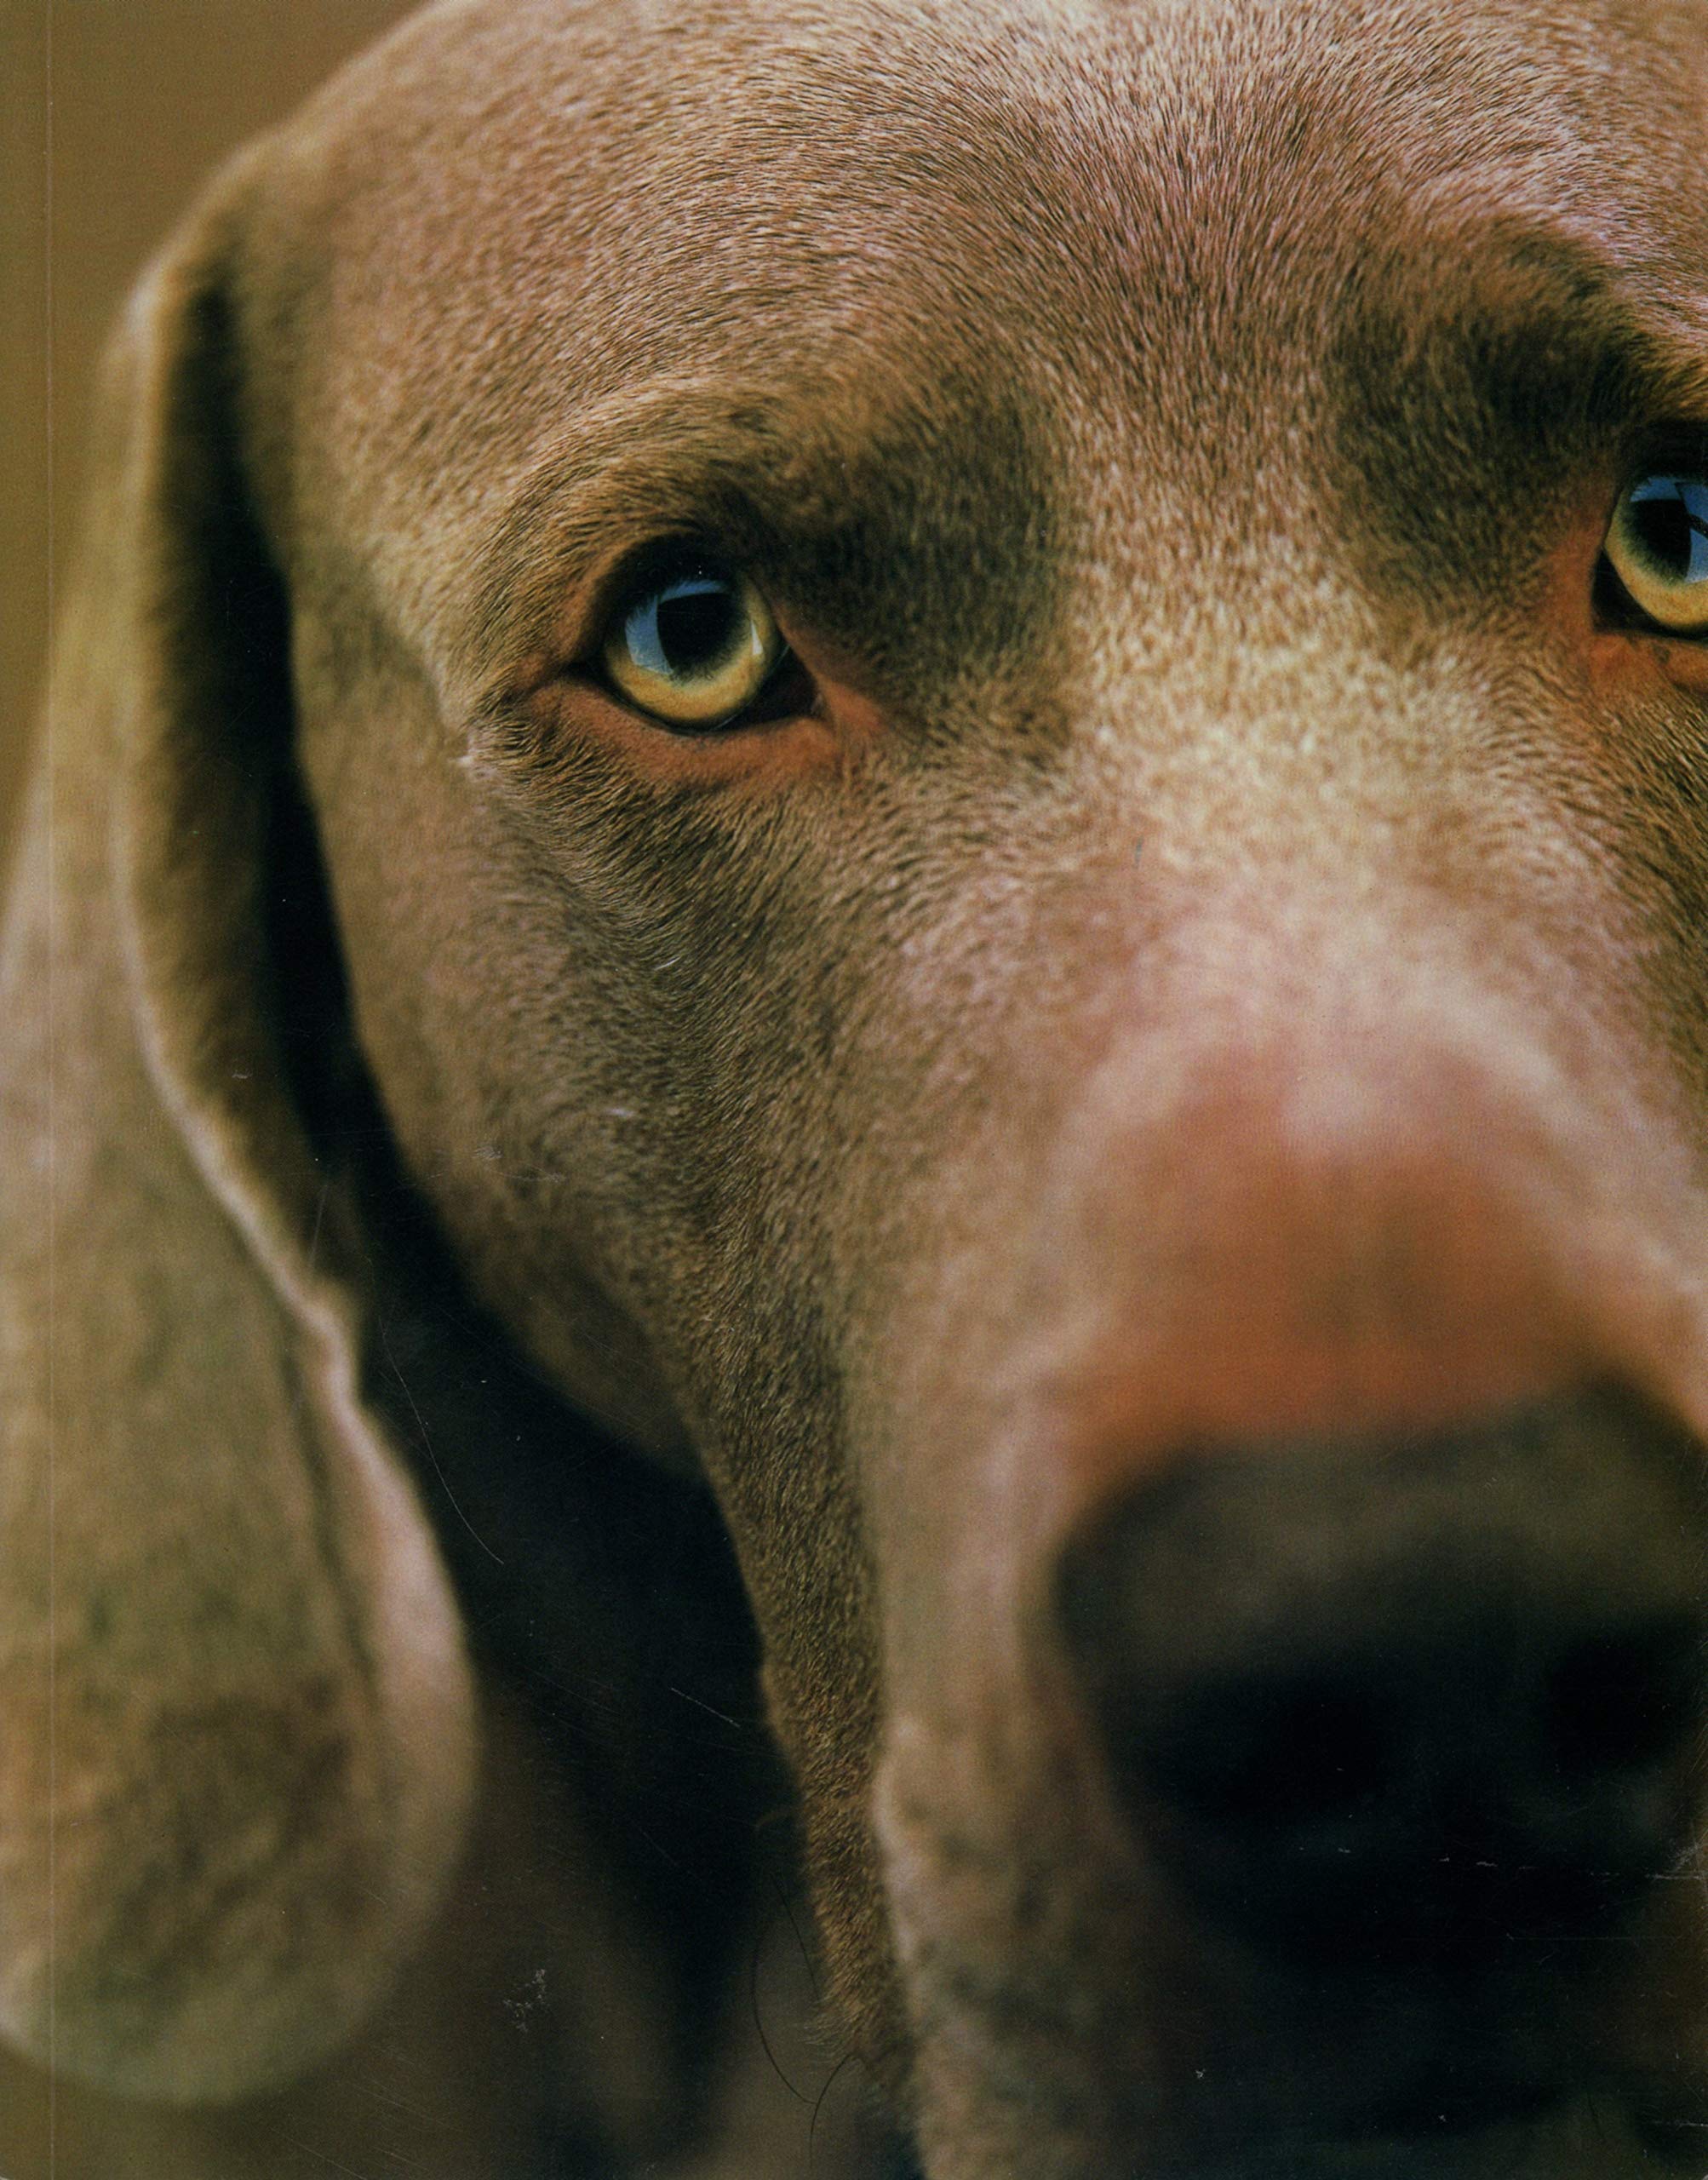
xmin=572 ymin=535 xmax=731 ymax=662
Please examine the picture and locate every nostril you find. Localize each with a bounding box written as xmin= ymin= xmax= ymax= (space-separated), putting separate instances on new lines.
xmin=1141 ymin=1674 xmax=1398 ymax=1831
xmin=1544 ymin=1620 xmax=1702 ymax=1780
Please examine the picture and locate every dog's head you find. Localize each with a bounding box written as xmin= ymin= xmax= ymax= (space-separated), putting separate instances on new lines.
xmin=9 ymin=0 xmax=1708 ymax=2171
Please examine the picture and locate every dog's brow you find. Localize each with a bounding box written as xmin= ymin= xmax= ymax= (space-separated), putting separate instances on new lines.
xmin=470 ymin=375 xmax=1062 ymax=703
xmin=477 ymin=399 xmax=866 ymax=629
xmin=1367 ymin=221 xmax=1705 ymax=422
xmin=1333 ymin=226 xmax=1708 ymax=592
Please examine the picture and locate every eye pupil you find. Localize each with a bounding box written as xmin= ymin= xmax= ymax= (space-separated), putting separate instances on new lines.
xmin=636 ymin=574 xmax=742 ymax=679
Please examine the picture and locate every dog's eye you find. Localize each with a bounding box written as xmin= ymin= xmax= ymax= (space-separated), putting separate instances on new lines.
xmin=599 ymin=557 xmax=789 ymax=728
xmin=1600 ymin=473 xmax=1708 ymax=636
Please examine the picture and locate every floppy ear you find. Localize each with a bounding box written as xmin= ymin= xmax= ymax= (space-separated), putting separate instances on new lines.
xmin=0 ymin=167 xmax=477 ymax=2107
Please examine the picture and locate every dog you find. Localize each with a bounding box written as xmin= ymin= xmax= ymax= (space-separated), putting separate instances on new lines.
xmin=6 ymin=0 xmax=1708 ymax=2171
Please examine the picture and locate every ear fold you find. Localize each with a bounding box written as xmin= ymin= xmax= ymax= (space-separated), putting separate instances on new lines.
xmin=0 ymin=170 xmax=476 ymax=2106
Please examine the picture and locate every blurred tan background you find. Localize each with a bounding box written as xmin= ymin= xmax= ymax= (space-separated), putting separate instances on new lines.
xmin=1 ymin=0 xmax=417 ymax=854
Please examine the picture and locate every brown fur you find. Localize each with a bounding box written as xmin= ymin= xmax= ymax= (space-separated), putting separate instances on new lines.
xmin=6 ymin=0 xmax=1708 ymax=2172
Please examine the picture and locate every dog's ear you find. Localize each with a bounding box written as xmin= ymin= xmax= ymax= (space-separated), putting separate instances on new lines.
xmin=0 ymin=165 xmax=477 ymax=2108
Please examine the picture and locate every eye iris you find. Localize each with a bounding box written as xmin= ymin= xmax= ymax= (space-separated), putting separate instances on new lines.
xmin=601 ymin=559 xmax=786 ymax=727
xmin=1605 ymin=472 xmax=1708 ymax=634
xmin=1626 ymin=477 xmax=1708 ymax=586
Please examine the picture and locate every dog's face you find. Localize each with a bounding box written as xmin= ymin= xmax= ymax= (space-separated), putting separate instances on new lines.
xmin=140 ymin=0 xmax=1708 ymax=2170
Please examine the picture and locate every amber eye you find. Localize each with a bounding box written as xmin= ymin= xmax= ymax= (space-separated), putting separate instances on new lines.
xmin=1601 ymin=473 xmax=1708 ymax=635
xmin=599 ymin=556 xmax=788 ymax=727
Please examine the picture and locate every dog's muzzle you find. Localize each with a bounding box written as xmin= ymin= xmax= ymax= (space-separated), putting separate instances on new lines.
xmin=877 ymin=1006 xmax=1708 ymax=2175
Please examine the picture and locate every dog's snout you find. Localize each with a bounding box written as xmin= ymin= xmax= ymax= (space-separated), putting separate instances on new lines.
xmin=1055 ymin=1386 xmax=1708 ymax=1968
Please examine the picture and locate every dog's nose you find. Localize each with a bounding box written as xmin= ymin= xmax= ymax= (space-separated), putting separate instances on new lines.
xmin=1055 ymin=1386 xmax=1708 ymax=1967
